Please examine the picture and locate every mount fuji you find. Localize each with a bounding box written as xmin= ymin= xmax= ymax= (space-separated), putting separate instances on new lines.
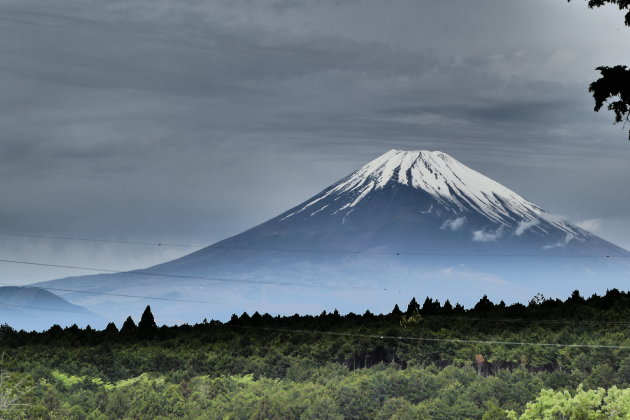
xmin=34 ymin=150 xmax=630 ymax=325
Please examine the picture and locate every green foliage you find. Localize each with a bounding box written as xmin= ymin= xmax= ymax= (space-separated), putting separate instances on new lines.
xmin=0 ymin=367 xmax=33 ymax=419
xmin=3 ymin=290 xmax=630 ymax=418
xmin=506 ymin=385 xmax=630 ymax=419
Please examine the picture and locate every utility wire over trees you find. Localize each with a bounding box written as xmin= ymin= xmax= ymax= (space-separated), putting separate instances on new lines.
xmin=0 ymin=355 xmax=31 ymax=418
xmin=569 ymin=0 xmax=630 ymax=139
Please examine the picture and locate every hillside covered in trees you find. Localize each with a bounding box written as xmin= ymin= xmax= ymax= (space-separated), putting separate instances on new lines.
xmin=2 ymin=290 xmax=630 ymax=419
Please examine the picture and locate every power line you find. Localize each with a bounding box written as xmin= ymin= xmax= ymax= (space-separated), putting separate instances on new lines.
xmin=0 ymin=232 xmax=204 ymax=248
xmin=2 ymin=310 xmax=626 ymax=349
xmin=244 ymin=326 xmax=630 ymax=350
xmin=0 ymin=256 xmax=628 ymax=316
xmin=1 ymin=231 xmax=628 ymax=259
xmin=422 ymin=315 xmax=630 ymax=326
xmin=196 ymin=244 xmax=628 ymax=258
xmin=0 ymin=301 xmax=89 ymax=314
xmin=197 ymin=245 xmax=624 ymax=259
xmin=0 ymin=283 xmax=219 ymax=304
xmin=0 ymin=258 xmax=372 ymax=291
xmin=2 ymin=290 xmax=630 ymax=326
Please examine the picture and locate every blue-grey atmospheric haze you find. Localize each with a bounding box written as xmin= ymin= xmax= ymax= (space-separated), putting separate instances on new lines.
xmin=1 ymin=0 xmax=630 ymax=317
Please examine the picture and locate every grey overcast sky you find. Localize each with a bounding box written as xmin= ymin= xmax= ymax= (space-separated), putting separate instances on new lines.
xmin=1 ymin=0 xmax=630 ymax=284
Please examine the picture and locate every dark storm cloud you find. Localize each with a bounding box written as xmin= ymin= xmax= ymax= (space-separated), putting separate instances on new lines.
xmin=1 ymin=0 xmax=630 ymax=283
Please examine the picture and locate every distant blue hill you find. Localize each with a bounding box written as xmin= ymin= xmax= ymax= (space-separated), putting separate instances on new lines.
xmin=0 ymin=286 xmax=106 ymax=331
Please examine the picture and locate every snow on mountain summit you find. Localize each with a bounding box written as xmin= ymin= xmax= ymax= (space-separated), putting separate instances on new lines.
xmin=281 ymin=149 xmax=580 ymax=237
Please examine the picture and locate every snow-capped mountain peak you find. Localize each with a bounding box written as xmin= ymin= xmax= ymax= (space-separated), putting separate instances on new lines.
xmin=283 ymin=149 xmax=572 ymax=231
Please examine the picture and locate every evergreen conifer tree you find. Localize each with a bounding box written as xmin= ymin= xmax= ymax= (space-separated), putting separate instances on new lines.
xmin=391 ymin=304 xmax=402 ymax=315
xmin=443 ymin=300 xmax=454 ymax=314
xmin=406 ymin=298 xmax=421 ymax=315
xmin=138 ymin=306 xmax=158 ymax=339
xmin=103 ymin=322 xmax=118 ymax=337
xmin=120 ymin=316 xmax=137 ymax=337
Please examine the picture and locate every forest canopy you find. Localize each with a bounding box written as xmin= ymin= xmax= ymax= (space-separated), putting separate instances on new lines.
xmin=2 ymin=290 xmax=630 ymax=419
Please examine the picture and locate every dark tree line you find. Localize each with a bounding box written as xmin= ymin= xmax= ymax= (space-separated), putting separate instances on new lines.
xmin=2 ymin=289 xmax=630 ymax=418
